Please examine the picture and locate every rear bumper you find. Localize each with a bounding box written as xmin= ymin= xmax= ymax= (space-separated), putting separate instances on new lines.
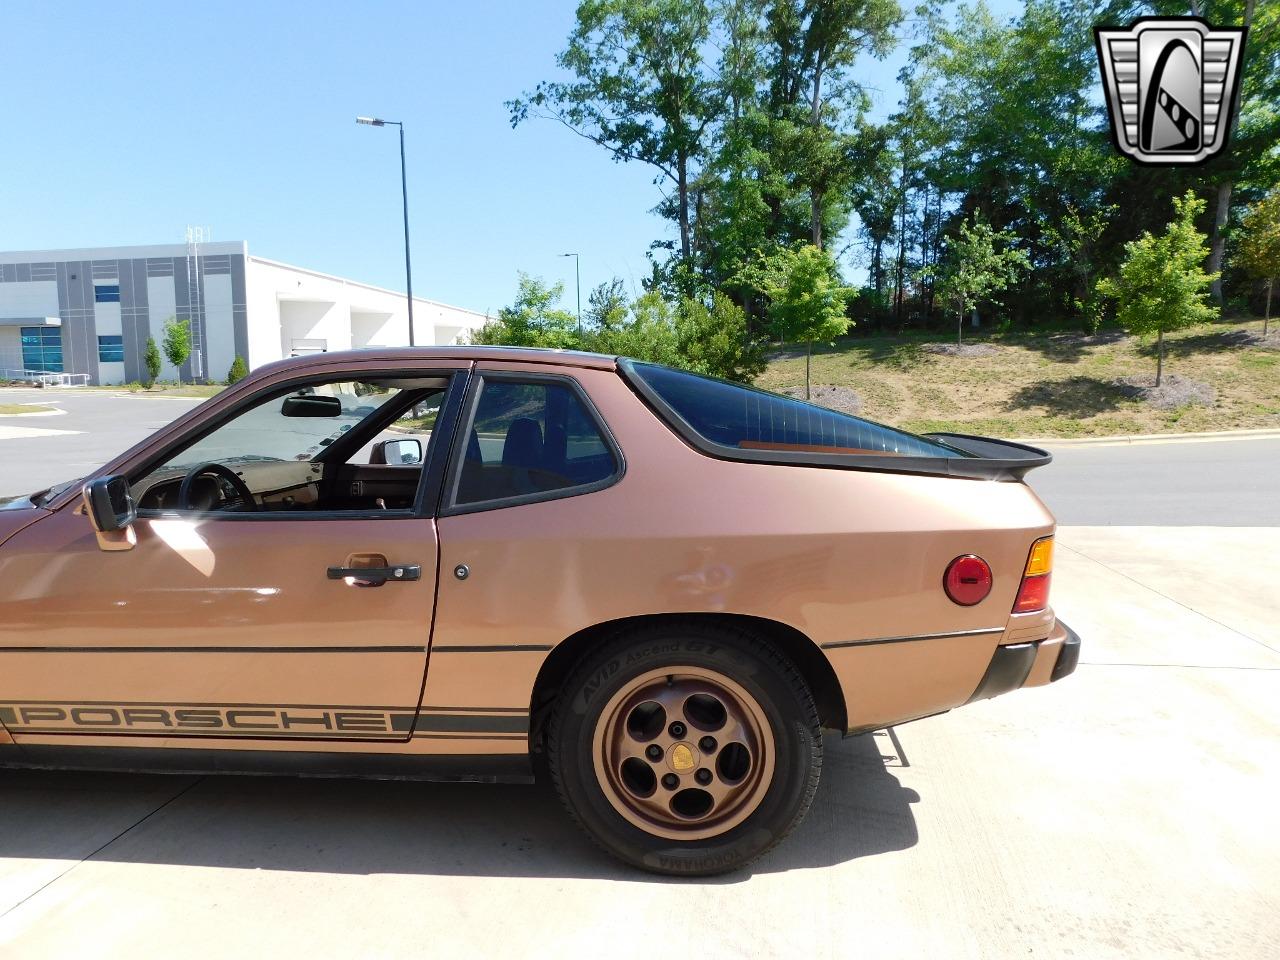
xmin=965 ymin=619 xmax=1081 ymax=704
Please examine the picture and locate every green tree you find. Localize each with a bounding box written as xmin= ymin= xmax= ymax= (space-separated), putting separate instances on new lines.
xmin=1180 ymin=0 xmax=1265 ymax=305
xmin=761 ymin=0 xmax=901 ymax=248
xmin=934 ymin=214 xmax=1030 ymax=345
xmin=226 ymin=356 xmax=249 ymax=385
xmin=586 ymin=278 xmax=630 ymax=332
xmin=675 ymin=291 xmax=767 ymax=381
xmin=592 ymin=291 xmax=682 ymax=365
xmin=743 ymin=243 xmax=851 ymax=397
xmin=510 ymin=0 xmax=720 ymax=267
xmin=161 ymin=316 xmax=191 ymax=386
xmin=915 ymin=0 xmax=1119 ymax=325
xmin=589 ymin=288 xmax=764 ymax=381
xmin=1236 ymin=190 xmax=1280 ymax=336
xmin=142 ymin=336 xmax=161 ymax=388
xmin=470 ymin=274 xmax=581 ymax=349
xmin=1097 ymin=191 xmax=1218 ymax=387
xmin=848 ymin=123 xmax=897 ymax=306
xmin=1041 ymin=203 xmax=1116 ymax=332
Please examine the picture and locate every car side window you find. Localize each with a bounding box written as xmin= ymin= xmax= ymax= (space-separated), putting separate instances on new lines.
xmin=454 ymin=378 xmax=618 ymax=507
xmin=130 ymin=377 xmax=448 ymax=516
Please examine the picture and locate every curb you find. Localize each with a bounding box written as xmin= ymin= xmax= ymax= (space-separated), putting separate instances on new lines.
xmin=1015 ymin=428 xmax=1280 ymax=447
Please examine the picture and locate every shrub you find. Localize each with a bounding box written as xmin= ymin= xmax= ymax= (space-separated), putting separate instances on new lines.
xmin=1096 ymin=190 xmax=1217 ymax=386
xmin=143 ymin=337 xmax=162 ymax=387
xmin=226 ymin=356 xmax=249 ymax=385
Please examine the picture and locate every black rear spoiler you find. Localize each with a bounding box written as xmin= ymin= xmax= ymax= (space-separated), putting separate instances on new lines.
xmin=923 ymin=433 xmax=1053 ymax=481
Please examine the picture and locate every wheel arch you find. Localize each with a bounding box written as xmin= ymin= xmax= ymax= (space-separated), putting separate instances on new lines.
xmin=529 ymin=613 xmax=847 ymax=755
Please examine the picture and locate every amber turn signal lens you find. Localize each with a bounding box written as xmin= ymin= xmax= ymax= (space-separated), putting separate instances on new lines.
xmin=944 ymin=555 xmax=993 ymax=606
xmin=1025 ymin=537 xmax=1054 ymax=577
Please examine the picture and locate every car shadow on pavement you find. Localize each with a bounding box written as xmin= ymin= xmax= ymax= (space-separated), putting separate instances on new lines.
xmin=0 ymin=732 xmax=918 ymax=883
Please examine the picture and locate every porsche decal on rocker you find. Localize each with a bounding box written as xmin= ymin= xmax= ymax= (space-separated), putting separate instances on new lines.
xmin=0 ymin=703 xmax=529 ymax=739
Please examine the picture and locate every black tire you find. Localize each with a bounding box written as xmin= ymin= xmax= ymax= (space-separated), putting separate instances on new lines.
xmin=547 ymin=622 xmax=822 ymax=876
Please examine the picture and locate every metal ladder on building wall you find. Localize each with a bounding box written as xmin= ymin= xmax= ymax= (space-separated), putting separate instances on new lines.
xmin=185 ymin=226 xmax=208 ymax=381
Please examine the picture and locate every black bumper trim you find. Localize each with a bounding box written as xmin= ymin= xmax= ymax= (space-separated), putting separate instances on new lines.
xmin=965 ymin=641 xmax=1037 ymax=704
xmin=1051 ymin=621 xmax=1082 ymax=682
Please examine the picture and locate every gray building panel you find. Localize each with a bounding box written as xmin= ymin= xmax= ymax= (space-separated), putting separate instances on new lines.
xmin=170 ymin=256 xmax=198 ymax=382
xmin=230 ymin=254 xmax=249 ymax=362
xmin=55 ymin=261 xmax=97 ymax=382
xmin=194 ymin=257 xmax=209 ymax=381
xmin=119 ymin=257 xmax=150 ymax=383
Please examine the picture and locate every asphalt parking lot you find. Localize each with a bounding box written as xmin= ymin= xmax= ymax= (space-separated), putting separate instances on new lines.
xmin=0 ymin=389 xmax=205 ymax=497
xmin=0 ymin=389 xmax=1277 ymax=958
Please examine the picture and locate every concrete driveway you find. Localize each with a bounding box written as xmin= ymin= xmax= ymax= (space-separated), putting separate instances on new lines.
xmin=0 ymin=525 xmax=1276 ymax=959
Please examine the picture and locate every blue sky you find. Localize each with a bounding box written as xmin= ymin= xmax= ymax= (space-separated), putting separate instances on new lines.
xmin=2 ymin=1 xmax=1021 ymax=315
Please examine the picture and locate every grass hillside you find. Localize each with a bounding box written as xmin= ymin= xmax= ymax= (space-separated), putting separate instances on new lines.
xmin=755 ymin=320 xmax=1280 ymax=439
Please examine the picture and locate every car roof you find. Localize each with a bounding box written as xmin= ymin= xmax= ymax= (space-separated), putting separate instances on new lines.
xmin=252 ymin=345 xmax=619 ymax=376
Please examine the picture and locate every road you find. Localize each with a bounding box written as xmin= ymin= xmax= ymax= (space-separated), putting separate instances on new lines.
xmin=2 ymin=387 xmax=1278 ymax=524
xmin=0 ymin=389 xmax=203 ymax=498
xmin=1028 ymin=435 xmax=1280 ymax=526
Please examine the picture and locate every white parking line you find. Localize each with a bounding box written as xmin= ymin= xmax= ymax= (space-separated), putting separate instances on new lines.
xmin=0 ymin=426 xmax=83 ymax=440
xmin=0 ymin=404 xmax=67 ymax=418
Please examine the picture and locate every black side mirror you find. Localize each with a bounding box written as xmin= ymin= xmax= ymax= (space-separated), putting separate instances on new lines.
xmin=281 ymin=394 xmax=343 ymax=418
xmin=370 ymin=438 xmax=423 ymax=465
xmin=84 ymin=476 xmax=137 ymax=532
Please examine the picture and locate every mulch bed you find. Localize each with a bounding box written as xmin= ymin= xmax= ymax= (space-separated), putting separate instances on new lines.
xmin=1115 ymin=373 xmax=1216 ymax=410
xmin=922 ymin=343 xmax=998 ymax=358
xmin=1240 ymin=330 xmax=1280 ymax=350
xmin=782 ymin=384 xmax=863 ymax=415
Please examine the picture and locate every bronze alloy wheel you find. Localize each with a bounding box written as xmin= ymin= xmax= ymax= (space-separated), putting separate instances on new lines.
xmin=549 ymin=623 xmax=822 ymax=875
xmin=591 ymin=666 xmax=776 ymax=841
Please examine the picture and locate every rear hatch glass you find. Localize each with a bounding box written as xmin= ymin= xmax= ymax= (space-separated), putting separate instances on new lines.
xmin=623 ymin=361 xmax=974 ymax=459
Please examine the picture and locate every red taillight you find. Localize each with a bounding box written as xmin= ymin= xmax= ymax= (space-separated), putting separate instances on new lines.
xmin=944 ymin=555 xmax=992 ymax=606
xmin=1013 ymin=536 xmax=1055 ymax=612
xmin=1013 ymin=573 xmax=1051 ymax=612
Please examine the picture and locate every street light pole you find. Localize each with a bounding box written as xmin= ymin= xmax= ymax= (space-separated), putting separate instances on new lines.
xmin=357 ymin=116 xmax=415 ymax=347
xmin=561 ymin=252 xmax=581 ymax=340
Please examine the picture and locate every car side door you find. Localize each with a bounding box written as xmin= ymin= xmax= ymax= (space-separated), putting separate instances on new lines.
xmin=0 ymin=361 xmax=467 ymax=746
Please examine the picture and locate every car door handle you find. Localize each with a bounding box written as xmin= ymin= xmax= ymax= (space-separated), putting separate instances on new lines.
xmin=327 ymin=564 xmax=422 ymax=586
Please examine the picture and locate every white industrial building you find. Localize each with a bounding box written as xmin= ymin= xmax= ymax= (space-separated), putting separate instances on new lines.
xmin=0 ymin=242 xmax=489 ymax=386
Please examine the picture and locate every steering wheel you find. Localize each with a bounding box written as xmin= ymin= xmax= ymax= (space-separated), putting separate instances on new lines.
xmin=177 ymin=462 xmax=258 ymax=512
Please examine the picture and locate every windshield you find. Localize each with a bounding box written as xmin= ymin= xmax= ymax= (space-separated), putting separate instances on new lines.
xmin=171 ymin=382 xmax=405 ymax=468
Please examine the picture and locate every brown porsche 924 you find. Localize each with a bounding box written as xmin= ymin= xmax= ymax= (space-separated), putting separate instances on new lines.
xmin=0 ymin=347 xmax=1078 ymax=874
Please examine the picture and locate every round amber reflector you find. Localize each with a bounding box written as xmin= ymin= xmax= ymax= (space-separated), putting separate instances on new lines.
xmin=944 ymin=555 xmax=993 ymax=606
